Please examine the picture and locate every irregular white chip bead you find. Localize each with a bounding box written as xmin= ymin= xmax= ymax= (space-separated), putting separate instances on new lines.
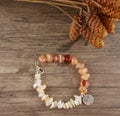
xmin=33 ymin=83 xmax=41 ymax=89
xmin=70 ymin=99 xmax=75 ymax=107
xmin=54 ymin=101 xmax=58 ymax=108
xmin=41 ymin=94 xmax=48 ymax=101
xmin=74 ymin=95 xmax=82 ymax=104
xmin=50 ymin=102 xmax=55 ymax=109
xmin=63 ymin=103 xmax=66 ymax=109
xmin=65 ymin=103 xmax=69 ymax=109
xmin=35 ymin=79 xmax=42 ymax=84
xmin=58 ymin=100 xmax=63 ymax=109
xmin=35 ymin=74 xmax=41 ymax=79
xmin=46 ymin=97 xmax=53 ymax=107
xmin=68 ymin=101 xmax=73 ymax=108
xmin=38 ymin=92 xmax=45 ymax=97
xmin=36 ymin=85 xmax=46 ymax=92
xmin=74 ymin=100 xmax=80 ymax=106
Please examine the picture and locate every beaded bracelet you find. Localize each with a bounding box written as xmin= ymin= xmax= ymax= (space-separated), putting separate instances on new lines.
xmin=33 ymin=54 xmax=94 ymax=109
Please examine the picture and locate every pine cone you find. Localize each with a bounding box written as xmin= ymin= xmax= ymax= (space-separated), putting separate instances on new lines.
xmin=94 ymin=0 xmax=120 ymax=7
xmin=101 ymin=7 xmax=120 ymax=19
xmin=87 ymin=13 xmax=108 ymax=38
xmin=99 ymin=15 xmax=117 ymax=34
xmin=79 ymin=24 xmax=104 ymax=48
xmin=69 ymin=14 xmax=83 ymax=41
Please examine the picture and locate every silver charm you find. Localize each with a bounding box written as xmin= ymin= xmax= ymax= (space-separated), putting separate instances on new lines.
xmin=82 ymin=94 xmax=94 ymax=105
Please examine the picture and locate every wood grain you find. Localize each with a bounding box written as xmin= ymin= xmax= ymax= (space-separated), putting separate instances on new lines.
xmin=0 ymin=0 xmax=120 ymax=116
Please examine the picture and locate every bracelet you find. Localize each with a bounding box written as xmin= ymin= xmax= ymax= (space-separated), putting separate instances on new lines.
xmin=33 ymin=54 xmax=94 ymax=109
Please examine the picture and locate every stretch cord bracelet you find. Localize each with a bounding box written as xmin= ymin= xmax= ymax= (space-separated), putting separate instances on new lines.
xmin=33 ymin=54 xmax=94 ymax=109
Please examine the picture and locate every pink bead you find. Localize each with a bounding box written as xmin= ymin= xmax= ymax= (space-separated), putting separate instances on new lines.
xmin=71 ymin=56 xmax=78 ymax=65
xmin=39 ymin=55 xmax=46 ymax=63
xmin=78 ymin=68 xmax=88 ymax=75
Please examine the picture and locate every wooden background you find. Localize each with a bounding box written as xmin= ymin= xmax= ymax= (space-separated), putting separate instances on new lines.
xmin=0 ymin=0 xmax=120 ymax=116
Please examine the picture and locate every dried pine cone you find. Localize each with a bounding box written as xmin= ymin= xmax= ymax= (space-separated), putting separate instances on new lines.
xmin=69 ymin=0 xmax=120 ymax=48
xmin=86 ymin=13 xmax=108 ymax=38
xmin=79 ymin=23 xmax=104 ymax=48
xmin=99 ymin=15 xmax=118 ymax=34
xmin=94 ymin=0 xmax=120 ymax=7
xmin=101 ymin=7 xmax=120 ymax=19
xmin=69 ymin=14 xmax=82 ymax=41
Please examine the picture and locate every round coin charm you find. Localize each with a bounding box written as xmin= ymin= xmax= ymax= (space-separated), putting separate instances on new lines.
xmin=83 ymin=94 xmax=94 ymax=105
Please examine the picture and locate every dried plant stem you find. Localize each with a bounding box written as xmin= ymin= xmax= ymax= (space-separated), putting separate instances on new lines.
xmin=91 ymin=0 xmax=102 ymax=8
xmin=55 ymin=0 xmax=90 ymax=13
xmin=17 ymin=0 xmax=83 ymax=10
xmin=16 ymin=0 xmax=84 ymax=27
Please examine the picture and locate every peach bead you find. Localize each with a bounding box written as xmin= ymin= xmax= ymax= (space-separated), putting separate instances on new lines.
xmin=46 ymin=54 xmax=53 ymax=62
xmin=78 ymin=68 xmax=88 ymax=75
xmin=39 ymin=55 xmax=46 ymax=63
xmin=75 ymin=63 xmax=85 ymax=69
xmin=81 ymin=73 xmax=90 ymax=80
xmin=71 ymin=56 xmax=78 ymax=65
xmin=79 ymin=86 xmax=87 ymax=94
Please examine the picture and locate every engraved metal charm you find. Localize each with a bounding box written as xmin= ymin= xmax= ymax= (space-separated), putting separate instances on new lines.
xmin=83 ymin=94 xmax=94 ymax=105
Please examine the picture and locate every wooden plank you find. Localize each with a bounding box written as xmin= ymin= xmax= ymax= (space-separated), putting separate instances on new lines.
xmin=0 ymin=0 xmax=120 ymax=116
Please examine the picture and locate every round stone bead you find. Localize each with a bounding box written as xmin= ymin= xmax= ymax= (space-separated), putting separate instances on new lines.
xmin=78 ymin=68 xmax=88 ymax=75
xmin=71 ymin=56 xmax=78 ymax=65
xmin=53 ymin=55 xmax=59 ymax=62
xmin=46 ymin=54 xmax=53 ymax=62
xmin=39 ymin=55 xmax=46 ymax=63
xmin=81 ymin=73 xmax=90 ymax=80
xmin=80 ymin=80 xmax=89 ymax=88
xmin=75 ymin=63 xmax=85 ymax=69
xmin=64 ymin=55 xmax=72 ymax=63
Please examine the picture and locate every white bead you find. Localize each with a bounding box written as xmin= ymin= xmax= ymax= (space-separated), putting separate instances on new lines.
xmin=54 ymin=101 xmax=58 ymax=108
xmin=35 ymin=74 xmax=41 ymax=79
xmin=50 ymin=102 xmax=55 ymax=109
xmin=74 ymin=100 xmax=80 ymax=106
xmin=63 ymin=103 xmax=66 ymax=109
xmin=41 ymin=94 xmax=48 ymax=101
xmin=38 ymin=92 xmax=45 ymax=97
xmin=35 ymin=79 xmax=42 ymax=84
xmin=70 ymin=99 xmax=75 ymax=107
xmin=46 ymin=97 xmax=53 ymax=107
xmin=58 ymin=100 xmax=63 ymax=109
xmin=67 ymin=101 xmax=73 ymax=108
xmin=65 ymin=103 xmax=69 ymax=109
xmin=36 ymin=85 xmax=46 ymax=92
xmin=33 ymin=83 xmax=41 ymax=89
xmin=74 ymin=95 xmax=82 ymax=104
